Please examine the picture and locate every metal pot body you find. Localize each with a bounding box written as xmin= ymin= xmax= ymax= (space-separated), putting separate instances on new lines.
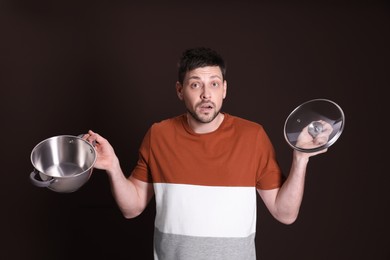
xmin=30 ymin=135 xmax=96 ymax=193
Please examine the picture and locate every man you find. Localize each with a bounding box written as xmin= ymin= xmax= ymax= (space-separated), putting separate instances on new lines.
xmin=84 ymin=47 xmax=331 ymax=259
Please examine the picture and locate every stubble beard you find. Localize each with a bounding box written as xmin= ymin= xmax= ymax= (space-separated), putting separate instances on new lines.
xmin=187 ymin=105 xmax=221 ymax=124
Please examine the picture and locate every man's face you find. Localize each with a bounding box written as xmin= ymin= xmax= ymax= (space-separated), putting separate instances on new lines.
xmin=176 ymin=66 xmax=227 ymax=124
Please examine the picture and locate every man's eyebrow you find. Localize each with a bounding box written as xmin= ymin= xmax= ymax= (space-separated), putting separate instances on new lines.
xmin=187 ymin=76 xmax=201 ymax=80
xmin=187 ymin=75 xmax=222 ymax=80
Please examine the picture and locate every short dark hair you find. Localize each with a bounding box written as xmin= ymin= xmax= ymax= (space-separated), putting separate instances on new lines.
xmin=177 ymin=47 xmax=226 ymax=84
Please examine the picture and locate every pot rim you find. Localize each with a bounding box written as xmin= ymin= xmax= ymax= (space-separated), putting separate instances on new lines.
xmin=30 ymin=135 xmax=97 ymax=178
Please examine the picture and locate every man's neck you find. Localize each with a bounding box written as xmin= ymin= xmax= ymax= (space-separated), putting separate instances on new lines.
xmin=186 ymin=112 xmax=225 ymax=134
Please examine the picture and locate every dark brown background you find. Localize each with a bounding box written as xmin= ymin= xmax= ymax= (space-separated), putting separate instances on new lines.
xmin=1 ymin=1 xmax=389 ymax=259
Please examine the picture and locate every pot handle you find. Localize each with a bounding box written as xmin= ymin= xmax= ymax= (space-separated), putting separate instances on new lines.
xmin=30 ymin=169 xmax=55 ymax=188
xmin=78 ymin=134 xmax=97 ymax=146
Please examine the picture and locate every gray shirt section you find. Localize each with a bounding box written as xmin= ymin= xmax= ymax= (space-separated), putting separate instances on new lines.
xmin=154 ymin=227 xmax=257 ymax=260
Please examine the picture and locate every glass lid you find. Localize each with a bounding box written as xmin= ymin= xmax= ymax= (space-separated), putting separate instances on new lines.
xmin=284 ymin=98 xmax=345 ymax=153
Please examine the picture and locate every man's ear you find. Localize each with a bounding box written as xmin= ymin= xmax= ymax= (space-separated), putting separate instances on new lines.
xmin=223 ymin=80 xmax=227 ymax=99
xmin=176 ymin=81 xmax=184 ymax=100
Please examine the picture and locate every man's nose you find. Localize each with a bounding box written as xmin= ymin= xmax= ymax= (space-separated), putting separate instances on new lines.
xmin=201 ymin=86 xmax=211 ymax=99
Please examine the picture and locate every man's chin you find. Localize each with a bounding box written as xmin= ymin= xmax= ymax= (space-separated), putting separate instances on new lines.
xmin=196 ymin=112 xmax=218 ymax=124
xmin=187 ymin=108 xmax=221 ymax=124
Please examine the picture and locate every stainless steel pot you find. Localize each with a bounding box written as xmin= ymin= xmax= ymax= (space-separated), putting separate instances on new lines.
xmin=30 ymin=135 xmax=96 ymax=193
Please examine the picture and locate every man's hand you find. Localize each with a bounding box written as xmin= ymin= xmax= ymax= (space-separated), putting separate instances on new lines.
xmin=296 ymin=120 xmax=334 ymax=150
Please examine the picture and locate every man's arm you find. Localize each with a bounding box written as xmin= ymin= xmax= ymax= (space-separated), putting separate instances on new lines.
xmin=258 ymin=121 xmax=333 ymax=224
xmin=85 ymin=130 xmax=154 ymax=219
xmin=257 ymin=151 xmax=310 ymax=224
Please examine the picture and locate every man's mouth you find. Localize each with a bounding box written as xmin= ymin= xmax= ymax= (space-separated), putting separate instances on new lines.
xmin=198 ymin=103 xmax=214 ymax=111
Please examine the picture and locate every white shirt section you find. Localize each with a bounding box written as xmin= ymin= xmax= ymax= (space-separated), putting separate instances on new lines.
xmin=153 ymin=183 xmax=257 ymax=238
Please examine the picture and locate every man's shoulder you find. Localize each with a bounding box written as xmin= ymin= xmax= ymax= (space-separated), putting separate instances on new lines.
xmin=225 ymin=113 xmax=264 ymax=130
xmin=150 ymin=114 xmax=184 ymax=131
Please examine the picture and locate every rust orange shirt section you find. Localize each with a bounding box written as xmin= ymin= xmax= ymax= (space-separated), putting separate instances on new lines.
xmin=131 ymin=113 xmax=283 ymax=190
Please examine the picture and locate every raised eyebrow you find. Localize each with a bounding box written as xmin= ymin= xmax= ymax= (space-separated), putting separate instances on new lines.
xmin=187 ymin=75 xmax=222 ymax=81
xmin=210 ymin=75 xmax=222 ymax=80
xmin=187 ymin=76 xmax=201 ymax=81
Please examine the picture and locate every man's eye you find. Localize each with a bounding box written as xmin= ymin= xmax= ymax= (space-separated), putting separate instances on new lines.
xmin=211 ymin=82 xmax=219 ymax=87
xmin=191 ymin=83 xmax=200 ymax=88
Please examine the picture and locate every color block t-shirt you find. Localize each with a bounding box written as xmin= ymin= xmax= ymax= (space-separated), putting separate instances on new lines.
xmin=131 ymin=113 xmax=283 ymax=260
